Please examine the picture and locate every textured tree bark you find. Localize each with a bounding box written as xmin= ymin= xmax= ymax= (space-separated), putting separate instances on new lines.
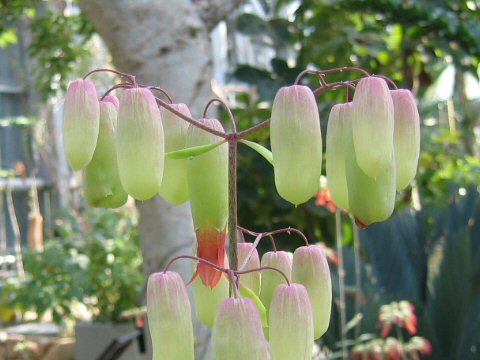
xmin=79 ymin=0 xmax=242 ymax=358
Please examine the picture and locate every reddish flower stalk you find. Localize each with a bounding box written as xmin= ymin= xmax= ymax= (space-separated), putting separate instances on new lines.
xmin=145 ymin=86 xmax=173 ymax=103
xmin=100 ymin=83 xmax=135 ymax=100
xmin=238 ymin=226 xmax=310 ymax=247
xmin=163 ymin=254 xmax=290 ymax=287
xmin=83 ymin=68 xmax=137 ymax=85
xmin=294 ymin=66 xmax=371 ymax=85
xmin=202 ymin=98 xmax=237 ymax=133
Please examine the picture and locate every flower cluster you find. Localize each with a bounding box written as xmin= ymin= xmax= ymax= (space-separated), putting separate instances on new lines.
xmin=325 ymin=77 xmax=420 ymax=226
xmin=62 ymin=67 xmax=420 ymax=359
xmin=379 ymin=301 xmax=418 ymax=337
xmin=351 ymin=336 xmax=432 ymax=360
xmin=63 ymin=78 xmax=230 ymax=288
xmin=352 ymin=301 xmax=431 ymax=360
xmin=147 ymin=243 xmax=331 ymax=360
xmin=268 ymin=76 xmax=420 ymax=226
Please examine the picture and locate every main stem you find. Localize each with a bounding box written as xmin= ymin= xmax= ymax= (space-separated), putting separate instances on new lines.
xmin=228 ymin=138 xmax=239 ymax=295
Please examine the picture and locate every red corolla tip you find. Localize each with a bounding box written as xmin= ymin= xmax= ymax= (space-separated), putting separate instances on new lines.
xmin=196 ymin=227 xmax=227 ymax=288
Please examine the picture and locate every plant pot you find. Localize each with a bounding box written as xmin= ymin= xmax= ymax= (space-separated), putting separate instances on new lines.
xmin=75 ymin=321 xmax=146 ymax=360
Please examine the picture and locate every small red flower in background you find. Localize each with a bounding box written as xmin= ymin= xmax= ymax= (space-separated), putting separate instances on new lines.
xmin=315 ymin=187 xmax=337 ymax=212
xmin=404 ymin=314 xmax=417 ymax=335
xmin=379 ymin=301 xmax=418 ymax=337
xmin=352 ymin=302 xmax=431 ymax=359
xmin=381 ymin=323 xmax=392 ymax=338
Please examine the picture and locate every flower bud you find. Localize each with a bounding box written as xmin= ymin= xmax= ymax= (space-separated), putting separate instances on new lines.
xmin=116 ymin=88 xmax=164 ymax=200
xmin=84 ymin=97 xmax=128 ymax=208
xmin=187 ymin=119 xmax=228 ymax=288
xmin=212 ymin=297 xmax=269 ymax=360
xmin=237 ymin=242 xmax=261 ymax=295
xmin=270 ymin=85 xmax=322 ymax=205
xmin=345 ymin=125 xmax=396 ymax=225
xmin=63 ymin=79 xmax=100 ymax=170
xmin=352 ymin=77 xmax=394 ymax=178
xmin=292 ymin=245 xmax=332 ymax=339
xmin=391 ymin=89 xmax=420 ymax=191
xmin=187 ymin=119 xmax=228 ymax=230
xmin=102 ymin=94 xmax=120 ymax=109
xmin=158 ymin=103 xmax=191 ymax=204
xmin=259 ymin=251 xmax=292 ymax=315
xmin=269 ymin=283 xmax=314 ymax=360
xmin=147 ymin=271 xmax=194 ymax=360
xmin=193 ymin=256 xmax=229 ymax=327
xmin=326 ymin=102 xmax=353 ymax=210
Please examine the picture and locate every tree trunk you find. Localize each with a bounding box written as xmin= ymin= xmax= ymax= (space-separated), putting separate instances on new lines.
xmin=79 ymin=0 xmax=242 ymax=358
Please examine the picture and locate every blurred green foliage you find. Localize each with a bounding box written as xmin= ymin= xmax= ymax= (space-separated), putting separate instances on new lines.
xmin=1 ymin=207 xmax=143 ymax=324
xmin=0 ymin=0 xmax=93 ymax=100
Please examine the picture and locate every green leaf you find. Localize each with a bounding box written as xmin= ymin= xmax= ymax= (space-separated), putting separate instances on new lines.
xmin=239 ymin=283 xmax=268 ymax=327
xmin=240 ymin=140 xmax=273 ymax=165
xmin=236 ymin=13 xmax=269 ymax=36
xmin=0 ymin=28 xmax=18 ymax=47
xmin=165 ymin=139 xmax=226 ymax=159
xmin=268 ymin=18 xmax=292 ymax=43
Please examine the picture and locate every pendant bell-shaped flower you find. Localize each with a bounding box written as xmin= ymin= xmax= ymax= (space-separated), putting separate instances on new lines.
xmin=292 ymin=245 xmax=332 ymax=339
xmin=212 ymin=297 xmax=269 ymax=360
xmin=187 ymin=119 xmax=228 ymax=288
xmin=237 ymin=242 xmax=261 ymax=295
xmin=116 ymin=88 xmax=164 ymax=200
xmin=63 ymin=79 xmax=100 ymax=170
xmin=352 ymin=77 xmax=394 ymax=178
xmin=159 ymin=103 xmax=192 ymax=204
xmin=259 ymin=251 xmax=292 ymax=316
xmin=270 ymin=85 xmax=322 ymax=205
xmin=147 ymin=271 xmax=194 ymax=360
xmin=84 ymin=95 xmax=128 ymax=208
xmin=391 ymin=89 xmax=420 ymax=191
xmin=326 ymin=102 xmax=354 ymax=210
xmin=269 ymin=283 xmax=314 ymax=360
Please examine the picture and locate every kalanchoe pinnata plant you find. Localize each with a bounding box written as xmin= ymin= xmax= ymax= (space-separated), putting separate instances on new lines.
xmin=326 ymin=102 xmax=354 ymax=210
xmin=63 ymin=79 xmax=100 ymax=170
xmin=84 ymin=95 xmax=128 ymax=208
xmin=270 ymin=85 xmax=322 ymax=206
xmin=390 ymin=89 xmax=421 ymax=191
xmin=345 ymin=119 xmax=397 ymax=225
xmin=63 ymin=65 xmax=421 ymax=359
xmin=237 ymin=242 xmax=261 ymax=294
xmin=147 ymin=271 xmax=194 ymax=360
xmin=187 ymin=118 xmax=228 ymax=288
xmin=116 ymin=87 xmax=165 ymax=200
xmin=212 ymin=297 xmax=269 ymax=360
xmin=193 ymin=256 xmax=229 ymax=327
xmin=352 ymin=76 xmax=395 ymax=179
xmin=158 ymin=103 xmax=192 ymax=204
xmin=259 ymin=250 xmax=292 ymax=316
xmin=269 ymin=283 xmax=314 ymax=360
xmin=292 ymin=245 xmax=332 ymax=339
xmin=352 ymin=301 xmax=431 ymax=359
